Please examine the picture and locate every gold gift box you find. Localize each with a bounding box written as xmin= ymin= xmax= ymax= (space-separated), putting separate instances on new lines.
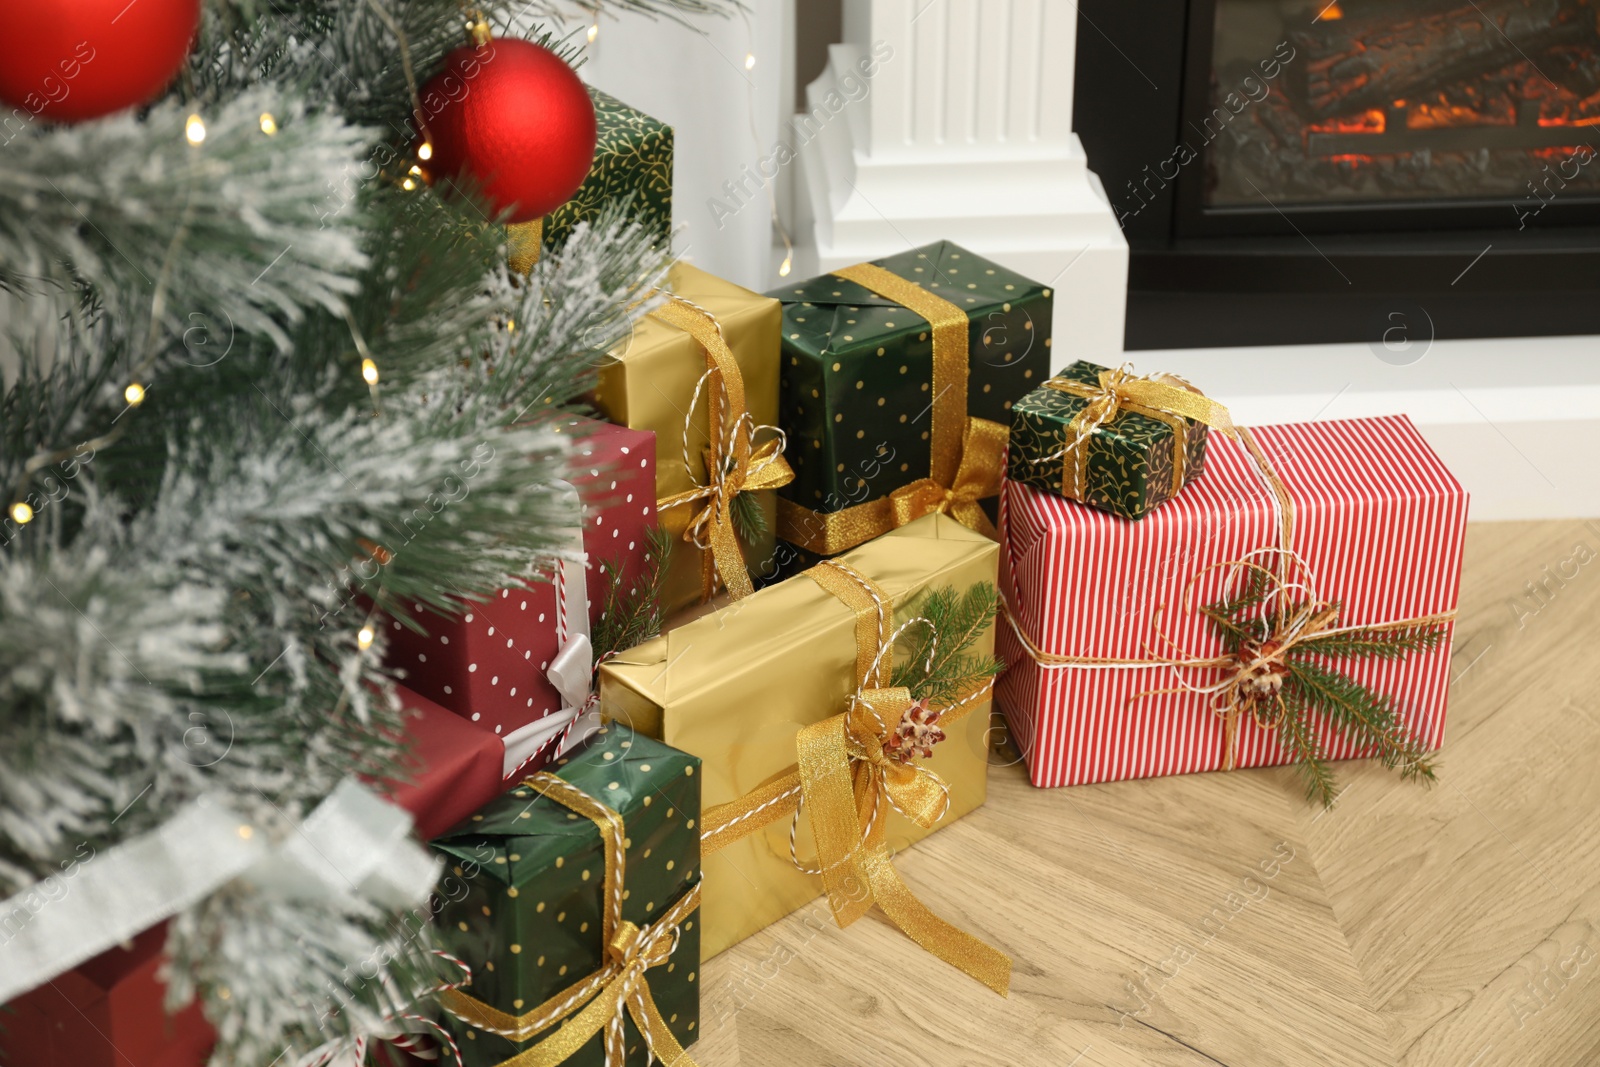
xmin=593 ymin=263 xmax=782 ymax=615
xmin=597 ymin=513 xmax=997 ymax=960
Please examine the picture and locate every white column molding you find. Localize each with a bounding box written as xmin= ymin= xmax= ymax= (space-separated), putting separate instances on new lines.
xmin=793 ymin=0 xmax=1128 ymax=366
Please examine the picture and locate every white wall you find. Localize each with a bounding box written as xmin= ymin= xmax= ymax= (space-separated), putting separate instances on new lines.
xmin=553 ymin=2 xmax=793 ymax=292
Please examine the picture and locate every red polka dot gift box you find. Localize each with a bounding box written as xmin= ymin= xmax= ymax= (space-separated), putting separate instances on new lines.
xmin=385 ymin=418 xmax=657 ymax=772
xmin=376 ymin=685 xmax=512 ymax=841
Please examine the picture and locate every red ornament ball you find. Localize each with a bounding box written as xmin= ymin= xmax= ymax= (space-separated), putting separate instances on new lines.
xmin=418 ymin=38 xmax=598 ymax=224
xmin=0 ymin=0 xmax=201 ymax=123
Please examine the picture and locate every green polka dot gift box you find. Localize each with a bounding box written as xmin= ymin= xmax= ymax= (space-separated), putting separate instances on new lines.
xmin=432 ymin=724 xmax=701 ymax=1067
xmin=768 ymin=240 xmax=1052 ymax=558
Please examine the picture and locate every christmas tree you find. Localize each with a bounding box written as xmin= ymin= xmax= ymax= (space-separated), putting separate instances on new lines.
xmin=0 ymin=1 xmax=727 ymax=1061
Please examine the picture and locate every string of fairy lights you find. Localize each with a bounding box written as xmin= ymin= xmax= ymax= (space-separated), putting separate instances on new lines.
xmin=10 ymin=110 xmax=212 ymax=529
xmin=9 ymin=103 xmax=393 ymax=663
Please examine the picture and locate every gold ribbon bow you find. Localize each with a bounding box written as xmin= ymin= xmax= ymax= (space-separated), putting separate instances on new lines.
xmin=440 ymin=773 xmax=700 ymax=1067
xmin=1002 ymin=426 xmax=1455 ymax=771
xmin=652 ymin=296 xmax=794 ymax=601
xmin=1041 ymin=364 xmax=1238 ymax=500
xmin=699 ymin=560 xmax=1012 ymax=996
xmin=884 ymin=416 xmax=1009 ymax=541
xmin=829 ymin=687 xmax=952 ymax=829
xmin=776 ymin=261 xmax=1009 ymax=556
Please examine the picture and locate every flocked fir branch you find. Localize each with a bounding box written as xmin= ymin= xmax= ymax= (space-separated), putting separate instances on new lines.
xmin=0 ymin=92 xmax=370 ymax=353
xmin=0 ymin=0 xmax=734 ymax=1060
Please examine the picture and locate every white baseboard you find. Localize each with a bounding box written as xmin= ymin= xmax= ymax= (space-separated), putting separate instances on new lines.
xmin=1128 ymin=336 xmax=1600 ymax=521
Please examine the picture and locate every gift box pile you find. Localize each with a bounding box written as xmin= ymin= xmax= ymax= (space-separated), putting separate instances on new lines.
xmin=349 ymin=247 xmax=1472 ymax=1061
xmin=3 ymin=223 xmax=1477 ymax=1066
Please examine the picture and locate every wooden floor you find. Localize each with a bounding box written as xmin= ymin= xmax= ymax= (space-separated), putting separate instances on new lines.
xmin=690 ymin=519 xmax=1600 ymax=1067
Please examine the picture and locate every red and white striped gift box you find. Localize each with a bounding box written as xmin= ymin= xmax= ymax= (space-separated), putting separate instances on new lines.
xmin=996 ymin=414 xmax=1469 ymax=789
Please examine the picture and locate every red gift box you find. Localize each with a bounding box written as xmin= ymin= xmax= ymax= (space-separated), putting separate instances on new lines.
xmin=378 ymin=686 xmax=511 ymax=840
xmin=384 ymin=419 xmax=655 ymax=752
xmin=0 ymin=923 xmax=215 ymax=1067
xmin=997 ymin=415 xmax=1469 ymax=788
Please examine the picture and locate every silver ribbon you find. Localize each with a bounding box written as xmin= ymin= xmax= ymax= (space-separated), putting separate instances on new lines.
xmin=0 ymin=780 xmax=440 ymax=1003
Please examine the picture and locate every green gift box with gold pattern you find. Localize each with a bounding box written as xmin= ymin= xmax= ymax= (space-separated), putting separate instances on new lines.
xmin=1007 ymin=360 xmax=1236 ymax=520
xmin=432 ymin=724 xmax=701 ymax=1067
xmin=511 ymin=88 xmax=672 ymax=269
xmin=769 ymin=240 xmax=1052 ymax=558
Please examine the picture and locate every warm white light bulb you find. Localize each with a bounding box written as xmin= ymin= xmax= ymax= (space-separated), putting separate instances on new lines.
xmin=259 ymin=113 xmax=278 ymax=135
xmin=417 ymin=142 xmax=433 ymax=162
xmin=778 ymin=254 xmax=793 ymax=278
xmin=361 ymin=358 xmax=379 ymax=384
xmin=124 ymin=382 xmax=146 ymax=406
xmin=9 ymin=502 xmax=33 ymax=525
xmin=587 ymin=22 xmax=599 ymax=43
xmin=357 ymin=626 xmax=374 ymax=650
xmin=185 ymin=114 xmax=206 ymax=145
xmin=744 ymin=53 xmax=756 ymax=70
xmin=401 ymin=177 xmax=417 ymax=191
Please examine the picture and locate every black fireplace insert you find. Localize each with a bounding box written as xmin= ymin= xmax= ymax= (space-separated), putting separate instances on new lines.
xmin=1074 ymin=0 xmax=1600 ymax=348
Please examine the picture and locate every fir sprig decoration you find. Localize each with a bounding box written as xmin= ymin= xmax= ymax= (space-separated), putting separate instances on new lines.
xmin=892 ymin=582 xmax=1005 ymax=708
xmin=1200 ymin=575 xmax=1447 ymax=807
xmin=728 ymin=484 xmax=768 ymax=546
xmin=590 ymin=524 xmax=671 ymax=662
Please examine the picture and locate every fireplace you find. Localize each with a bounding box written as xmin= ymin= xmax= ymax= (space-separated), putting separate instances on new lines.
xmin=1074 ymin=0 xmax=1600 ymax=348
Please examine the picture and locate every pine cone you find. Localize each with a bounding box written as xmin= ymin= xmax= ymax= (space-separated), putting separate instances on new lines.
xmin=1236 ymin=638 xmax=1291 ymax=695
xmin=884 ymin=697 xmax=946 ymax=762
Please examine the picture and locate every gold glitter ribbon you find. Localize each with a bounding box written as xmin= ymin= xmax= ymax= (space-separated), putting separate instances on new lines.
xmin=507 ymin=218 xmax=546 ymax=275
xmin=1002 ymin=426 xmax=1455 ymax=771
xmin=652 ymin=296 xmax=794 ymax=601
xmin=1039 ymin=365 xmax=1238 ymax=501
xmin=698 ymin=560 xmax=1012 ymax=995
xmin=439 ymin=773 xmax=700 ymax=1067
xmin=776 ymin=261 xmax=1009 ymax=555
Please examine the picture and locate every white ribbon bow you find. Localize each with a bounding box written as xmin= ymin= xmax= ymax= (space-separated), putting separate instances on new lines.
xmin=0 ymin=780 xmax=441 ymax=1004
xmin=498 ymin=483 xmax=603 ymax=778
